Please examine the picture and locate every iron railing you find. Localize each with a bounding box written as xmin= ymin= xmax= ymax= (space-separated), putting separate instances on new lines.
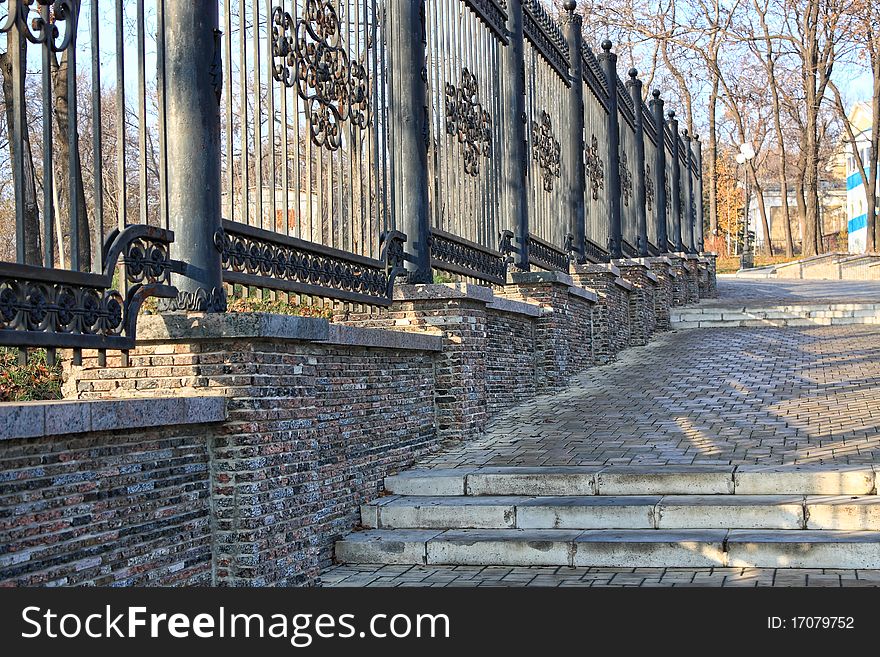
xmin=0 ymin=0 xmax=704 ymax=356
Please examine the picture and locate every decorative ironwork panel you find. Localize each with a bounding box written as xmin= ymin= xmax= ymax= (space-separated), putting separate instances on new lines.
xmin=429 ymin=228 xmax=509 ymax=285
xmin=217 ymin=220 xmax=405 ymax=306
xmin=531 ymin=111 xmax=561 ymax=192
xmin=584 ymin=238 xmax=610 ymax=264
xmin=462 ymin=0 xmax=509 ymax=41
xmin=582 ymin=43 xmax=609 ymax=103
xmin=0 ymin=226 xmax=177 ymax=349
xmin=426 ymin=0 xmax=506 ymax=256
xmin=271 ymin=2 xmax=371 ymax=151
xmin=522 ymin=0 xmax=570 ymax=82
xmin=586 ymin=134 xmax=605 ymax=201
xmin=646 ymin=163 xmax=655 ymax=212
xmin=620 ymin=151 xmax=633 ymax=207
xmin=527 ymin=233 xmax=569 ymax=272
xmin=445 ymin=68 xmax=492 ymax=177
xmin=621 ymin=239 xmax=639 ymax=258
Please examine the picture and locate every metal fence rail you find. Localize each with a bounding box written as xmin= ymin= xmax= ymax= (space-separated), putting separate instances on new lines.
xmin=0 ymin=0 xmax=704 ymax=355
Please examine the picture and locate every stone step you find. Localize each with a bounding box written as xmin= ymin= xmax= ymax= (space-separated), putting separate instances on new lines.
xmin=335 ymin=528 xmax=880 ymax=568
xmin=362 ymin=494 xmax=880 ymax=531
xmin=384 ymin=465 xmax=877 ymax=497
xmin=671 ymin=303 xmax=880 ymax=329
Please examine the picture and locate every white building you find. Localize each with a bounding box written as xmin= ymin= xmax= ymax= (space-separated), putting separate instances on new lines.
xmin=842 ymin=102 xmax=877 ymax=253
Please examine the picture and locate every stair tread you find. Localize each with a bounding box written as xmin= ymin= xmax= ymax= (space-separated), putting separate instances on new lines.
xmin=343 ymin=528 xmax=880 ymax=541
xmin=366 ymin=494 xmax=880 ymax=507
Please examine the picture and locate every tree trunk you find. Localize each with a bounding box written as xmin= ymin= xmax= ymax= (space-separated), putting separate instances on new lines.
xmin=0 ymin=46 xmax=41 ymax=265
xmin=708 ymin=78 xmax=719 ymax=235
xmin=50 ymin=16 xmax=92 ymax=272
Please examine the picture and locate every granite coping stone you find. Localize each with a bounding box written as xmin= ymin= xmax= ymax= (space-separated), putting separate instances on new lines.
xmin=486 ymin=296 xmax=543 ymax=317
xmin=393 ymin=283 xmax=495 ymax=303
xmin=137 ymin=313 xmax=442 ymax=351
xmin=566 ymin=286 xmax=598 ymax=303
xmin=614 ymin=277 xmax=635 ymax=292
xmin=507 ymin=270 xmax=575 ymax=287
xmin=1 ymin=396 xmax=228 ymax=441
xmin=571 ymin=262 xmax=622 ymax=277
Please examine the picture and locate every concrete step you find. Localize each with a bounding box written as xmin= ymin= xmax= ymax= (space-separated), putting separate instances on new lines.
xmin=362 ymin=494 xmax=880 ymax=531
xmin=335 ymin=528 xmax=880 ymax=568
xmin=384 ymin=465 xmax=877 ymax=497
xmin=671 ymin=303 xmax=880 ymax=329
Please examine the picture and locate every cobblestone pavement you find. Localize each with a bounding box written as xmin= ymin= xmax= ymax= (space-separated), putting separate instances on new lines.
xmin=323 ymin=564 xmax=880 ymax=587
xmin=710 ymin=278 xmax=880 ymax=307
xmin=419 ymin=324 xmax=880 ymax=467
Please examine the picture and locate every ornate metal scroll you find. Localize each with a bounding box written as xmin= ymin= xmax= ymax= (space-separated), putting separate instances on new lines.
xmin=665 ymin=177 xmax=672 ymax=214
xmin=646 ymin=163 xmax=655 ymax=212
xmin=429 ymin=228 xmax=509 ymax=286
xmin=0 ymin=0 xmax=77 ymax=51
xmin=270 ymin=1 xmax=370 ymax=151
xmin=0 ymin=225 xmax=176 ymax=349
xmin=527 ymin=233 xmax=569 ymax=272
xmin=620 ymin=151 xmax=633 ymax=207
xmin=217 ymin=220 xmax=405 ymax=306
xmin=531 ymin=111 xmax=561 ymax=192
xmin=445 ymin=68 xmax=492 ymax=177
xmin=586 ymin=134 xmax=604 ymax=201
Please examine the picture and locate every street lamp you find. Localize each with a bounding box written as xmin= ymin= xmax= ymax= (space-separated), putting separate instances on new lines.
xmin=736 ymin=142 xmax=755 ymax=269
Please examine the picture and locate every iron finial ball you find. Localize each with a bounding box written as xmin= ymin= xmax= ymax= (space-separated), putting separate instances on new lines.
xmin=602 ymin=39 xmax=612 ymax=52
xmin=564 ymin=0 xmax=577 ymax=11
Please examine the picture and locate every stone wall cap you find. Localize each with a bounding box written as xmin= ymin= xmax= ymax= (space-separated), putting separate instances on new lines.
xmin=393 ymin=282 xmax=494 ymax=303
xmin=614 ymin=277 xmax=635 ymax=291
xmin=507 ymin=270 xmax=575 ymax=287
xmin=644 ymin=270 xmax=660 ymax=284
xmin=325 ymin=324 xmax=444 ymax=351
xmin=567 ymin=286 xmax=598 ymax=303
xmin=646 ymin=256 xmax=673 ymax=266
xmin=486 ymin=296 xmax=543 ymax=317
xmin=137 ymin=312 xmax=443 ymax=352
xmin=572 ymin=262 xmax=621 ymax=277
xmin=0 ymin=396 xmax=228 ymax=442
xmin=137 ymin=312 xmax=330 ymax=342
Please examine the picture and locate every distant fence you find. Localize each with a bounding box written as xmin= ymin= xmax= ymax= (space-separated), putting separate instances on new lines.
xmin=0 ymin=0 xmax=703 ymax=362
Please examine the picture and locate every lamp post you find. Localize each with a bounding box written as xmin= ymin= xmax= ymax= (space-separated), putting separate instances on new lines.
xmin=736 ymin=142 xmax=755 ymax=269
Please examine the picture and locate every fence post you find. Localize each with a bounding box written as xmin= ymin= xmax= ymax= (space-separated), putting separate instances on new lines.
xmin=388 ymin=0 xmax=432 ymax=282
xmin=694 ymin=134 xmax=705 ymax=251
xmin=627 ymin=69 xmax=648 ymax=257
xmin=163 ymin=1 xmax=225 ymax=311
xmin=562 ymin=2 xmax=586 ymax=262
xmin=666 ymin=110 xmax=683 ymax=252
xmin=502 ymin=0 xmax=530 ymax=270
xmin=598 ymin=40 xmax=622 ymax=259
xmin=682 ymin=129 xmax=695 ymax=253
xmin=650 ymin=90 xmax=668 ymax=253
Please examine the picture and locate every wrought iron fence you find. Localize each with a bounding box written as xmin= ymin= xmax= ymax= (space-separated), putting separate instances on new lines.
xmin=0 ymin=0 xmax=704 ymax=356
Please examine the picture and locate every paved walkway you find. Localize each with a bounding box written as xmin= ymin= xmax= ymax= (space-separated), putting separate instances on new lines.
xmin=324 ymin=564 xmax=880 ymax=587
xmin=711 ymin=278 xmax=880 ymax=307
xmin=420 ymin=324 xmax=880 ymax=467
xmin=327 ymin=280 xmax=880 ymax=587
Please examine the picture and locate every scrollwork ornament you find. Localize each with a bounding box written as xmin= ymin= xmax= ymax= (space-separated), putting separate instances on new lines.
xmin=531 ymin=110 xmax=561 ymax=192
xmin=271 ymin=1 xmax=371 ymax=151
xmin=646 ymin=163 xmax=655 ymax=212
xmin=445 ymin=67 xmax=492 ymax=176
xmin=586 ymin=134 xmax=604 ymax=201
xmin=0 ymin=0 xmax=77 ymax=53
xmin=620 ymin=150 xmax=633 ymax=207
